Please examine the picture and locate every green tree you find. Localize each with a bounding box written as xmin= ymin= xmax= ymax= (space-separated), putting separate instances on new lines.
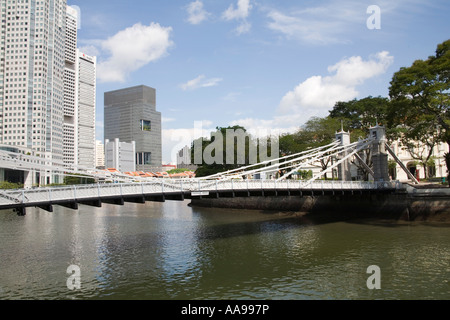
xmin=0 ymin=181 xmax=24 ymax=190
xmin=279 ymin=133 xmax=303 ymax=156
xmin=329 ymin=96 xmax=391 ymax=137
xmin=191 ymin=125 xmax=262 ymax=177
xmin=63 ymin=174 xmax=95 ymax=185
xmin=166 ymin=168 xmax=191 ymax=174
xmin=388 ymin=39 xmax=450 ymax=183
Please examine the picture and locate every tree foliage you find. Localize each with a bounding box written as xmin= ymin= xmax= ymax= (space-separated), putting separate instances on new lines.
xmin=388 ymin=39 xmax=450 ymax=181
xmin=166 ymin=168 xmax=191 ymax=174
xmin=329 ymin=96 xmax=390 ymax=133
xmin=63 ymin=174 xmax=95 ymax=185
xmin=0 ymin=181 xmax=24 ymax=190
xmin=192 ymin=126 xmax=277 ymax=177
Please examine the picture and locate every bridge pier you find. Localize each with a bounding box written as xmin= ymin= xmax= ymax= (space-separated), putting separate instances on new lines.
xmin=124 ymin=195 xmax=146 ymax=204
xmin=101 ymin=198 xmax=125 ymax=206
xmin=78 ymin=199 xmax=102 ymax=208
xmin=13 ymin=207 xmax=26 ymax=216
xmin=37 ymin=204 xmax=53 ymax=213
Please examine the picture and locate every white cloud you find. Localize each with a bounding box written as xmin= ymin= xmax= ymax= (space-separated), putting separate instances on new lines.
xmin=180 ymin=75 xmax=223 ymax=91
xmin=223 ymin=0 xmax=252 ymax=20
xmin=266 ymin=2 xmax=367 ymax=45
xmin=186 ymin=0 xmax=210 ymax=25
xmin=96 ymin=22 xmax=173 ymax=83
xmin=230 ymin=51 xmax=394 ymax=135
xmin=78 ymin=44 xmax=101 ymax=57
xmin=234 ymin=20 xmax=252 ymax=35
xmin=230 ymin=115 xmax=300 ymax=138
xmin=222 ymin=92 xmax=242 ymax=102
xmin=265 ymin=0 xmax=427 ymax=45
xmin=222 ymin=0 xmax=253 ymax=35
xmin=278 ymin=51 xmax=393 ymax=118
xmin=162 ymin=117 xmax=176 ymax=123
xmin=267 ymin=10 xmax=345 ymax=45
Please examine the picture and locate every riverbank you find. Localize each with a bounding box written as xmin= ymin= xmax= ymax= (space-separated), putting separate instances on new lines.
xmin=189 ymin=184 xmax=450 ymax=222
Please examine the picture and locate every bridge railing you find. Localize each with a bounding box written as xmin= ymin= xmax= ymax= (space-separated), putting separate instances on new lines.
xmin=161 ymin=179 xmax=398 ymax=193
xmin=0 ymin=179 xmax=398 ymax=207
xmin=207 ymin=179 xmax=396 ymax=191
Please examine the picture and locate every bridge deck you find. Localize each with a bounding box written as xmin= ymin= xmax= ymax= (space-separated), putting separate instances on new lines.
xmin=0 ymin=179 xmax=399 ymax=215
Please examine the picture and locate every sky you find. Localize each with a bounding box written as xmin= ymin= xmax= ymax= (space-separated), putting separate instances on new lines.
xmin=69 ymin=0 xmax=450 ymax=164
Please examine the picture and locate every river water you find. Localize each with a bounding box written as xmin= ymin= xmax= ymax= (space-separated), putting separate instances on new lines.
xmin=0 ymin=200 xmax=449 ymax=300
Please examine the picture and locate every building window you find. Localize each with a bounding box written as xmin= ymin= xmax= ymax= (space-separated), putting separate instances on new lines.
xmin=137 ymin=152 xmax=151 ymax=165
xmin=140 ymin=119 xmax=151 ymax=132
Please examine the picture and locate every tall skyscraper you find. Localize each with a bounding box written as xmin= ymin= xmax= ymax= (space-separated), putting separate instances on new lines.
xmin=64 ymin=6 xmax=96 ymax=170
xmin=0 ymin=1 xmax=96 ymax=184
xmin=75 ymin=50 xmax=96 ymax=169
xmin=63 ymin=5 xmax=78 ymax=168
xmin=104 ymin=85 xmax=162 ymax=172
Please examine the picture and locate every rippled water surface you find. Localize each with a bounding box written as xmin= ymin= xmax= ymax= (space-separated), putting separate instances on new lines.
xmin=0 ymin=201 xmax=449 ymax=300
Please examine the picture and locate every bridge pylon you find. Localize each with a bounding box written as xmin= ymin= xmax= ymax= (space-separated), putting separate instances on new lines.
xmin=370 ymin=124 xmax=390 ymax=182
xmin=335 ymin=129 xmax=352 ymax=181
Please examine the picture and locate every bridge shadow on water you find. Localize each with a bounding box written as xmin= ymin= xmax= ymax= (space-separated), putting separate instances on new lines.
xmin=345 ymin=217 xmax=450 ymax=228
xmin=188 ymin=204 xmax=450 ymax=242
xmin=188 ymin=206 xmax=361 ymax=241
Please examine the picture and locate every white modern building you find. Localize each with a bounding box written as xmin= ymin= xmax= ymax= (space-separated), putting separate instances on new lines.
xmin=0 ymin=0 xmax=69 ymax=184
xmin=105 ymin=138 xmax=136 ymax=173
xmin=0 ymin=1 xmax=96 ymax=185
xmin=75 ymin=49 xmax=96 ymax=169
xmin=95 ymin=140 xmax=105 ymax=169
xmin=63 ymin=5 xmax=78 ymax=168
xmin=63 ymin=6 xmax=96 ymax=170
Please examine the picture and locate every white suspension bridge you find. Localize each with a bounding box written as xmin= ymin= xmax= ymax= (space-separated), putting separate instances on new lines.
xmin=0 ymin=125 xmax=416 ymax=216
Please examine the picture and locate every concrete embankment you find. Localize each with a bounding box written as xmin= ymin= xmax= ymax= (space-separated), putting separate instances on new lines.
xmin=189 ymin=184 xmax=450 ymax=222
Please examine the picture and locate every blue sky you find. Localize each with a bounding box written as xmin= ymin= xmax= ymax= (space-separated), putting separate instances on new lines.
xmin=69 ymin=0 xmax=449 ymax=164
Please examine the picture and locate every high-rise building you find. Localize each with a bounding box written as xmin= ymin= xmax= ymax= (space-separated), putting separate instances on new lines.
xmin=75 ymin=49 xmax=96 ymax=169
xmin=1 ymin=0 xmax=69 ymax=184
xmin=0 ymin=1 xmax=96 ymax=184
xmin=63 ymin=5 xmax=78 ymax=168
xmin=64 ymin=7 xmax=96 ymax=170
xmin=104 ymin=85 xmax=162 ymax=172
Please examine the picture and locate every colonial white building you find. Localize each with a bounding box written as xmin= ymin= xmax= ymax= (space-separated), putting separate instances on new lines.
xmin=388 ymin=140 xmax=449 ymax=182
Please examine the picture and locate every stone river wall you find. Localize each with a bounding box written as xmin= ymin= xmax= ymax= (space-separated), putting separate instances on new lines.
xmin=189 ymin=185 xmax=450 ymax=222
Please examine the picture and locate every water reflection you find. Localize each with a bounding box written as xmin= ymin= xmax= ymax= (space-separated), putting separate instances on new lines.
xmin=0 ymin=201 xmax=449 ymax=300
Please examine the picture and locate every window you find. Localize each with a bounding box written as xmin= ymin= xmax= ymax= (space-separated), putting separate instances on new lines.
xmin=136 ymin=152 xmax=151 ymax=166
xmin=139 ymin=119 xmax=151 ymax=132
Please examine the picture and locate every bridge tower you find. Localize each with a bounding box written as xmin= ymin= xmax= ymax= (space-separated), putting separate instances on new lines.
xmin=335 ymin=129 xmax=352 ymax=181
xmin=370 ymin=124 xmax=390 ymax=182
